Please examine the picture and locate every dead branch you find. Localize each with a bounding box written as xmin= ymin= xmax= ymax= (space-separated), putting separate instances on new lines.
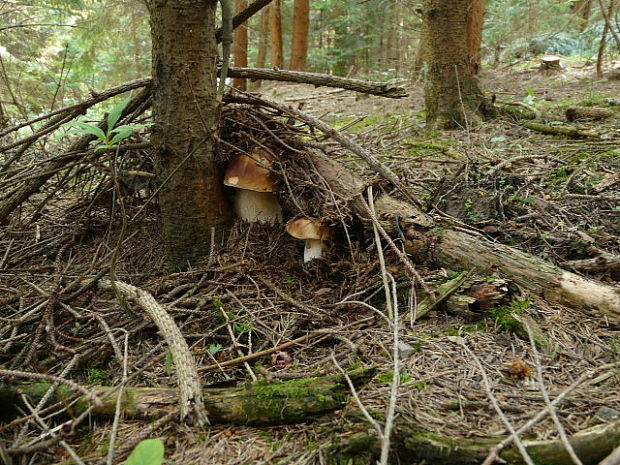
xmin=227 ymin=67 xmax=408 ymax=98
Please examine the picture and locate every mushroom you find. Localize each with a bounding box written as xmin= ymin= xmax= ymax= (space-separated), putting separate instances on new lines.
xmin=286 ymin=218 xmax=332 ymax=262
xmin=223 ymin=151 xmax=282 ymax=225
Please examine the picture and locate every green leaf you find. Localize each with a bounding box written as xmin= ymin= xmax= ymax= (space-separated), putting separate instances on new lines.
xmin=108 ymin=129 xmax=133 ymax=145
xmin=107 ymin=97 xmax=131 ymax=131
xmin=125 ymin=439 xmax=164 ymax=465
xmin=94 ymin=144 xmax=115 ymax=152
xmin=63 ymin=122 xmax=106 ymax=140
xmin=209 ymin=344 xmax=223 ymax=355
xmin=111 ymin=123 xmax=152 ymax=133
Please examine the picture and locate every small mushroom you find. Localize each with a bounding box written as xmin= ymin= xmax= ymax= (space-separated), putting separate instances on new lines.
xmin=223 ymin=151 xmax=282 ymax=225
xmin=286 ymin=218 xmax=331 ymax=262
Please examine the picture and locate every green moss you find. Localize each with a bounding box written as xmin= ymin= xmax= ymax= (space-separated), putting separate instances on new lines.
xmin=491 ymin=300 xmax=530 ymax=332
xmin=238 ymin=375 xmax=346 ymax=425
xmin=86 ymin=368 xmax=110 ymax=386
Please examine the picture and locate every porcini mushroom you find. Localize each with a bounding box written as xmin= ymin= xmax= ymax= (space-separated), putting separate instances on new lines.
xmin=224 ymin=151 xmax=282 ymax=225
xmin=286 ymin=218 xmax=331 ymax=262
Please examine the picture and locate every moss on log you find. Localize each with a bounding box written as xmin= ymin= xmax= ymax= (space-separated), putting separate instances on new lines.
xmin=330 ymin=417 xmax=620 ymax=465
xmin=522 ymin=121 xmax=599 ymax=139
xmin=0 ymin=368 xmax=375 ymax=426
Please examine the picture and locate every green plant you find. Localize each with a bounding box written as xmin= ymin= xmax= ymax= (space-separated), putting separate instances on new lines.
xmin=491 ymin=300 xmax=531 ymax=332
xmin=63 ymin=98 xmax=151 ymax=151
xmin=209 ymin=343 xmax=223 ymax=355
xmin=86 ymin=368 xmax=110 ymax=385
xmin=125 ymin=439 xmax=164 ymax=465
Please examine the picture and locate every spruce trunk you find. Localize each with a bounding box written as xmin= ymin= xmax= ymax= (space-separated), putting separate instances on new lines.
xmin=421 ymin=0 xmax=491 ymax=127
xmin=149 ymin=0 xmax=231 ymax=271
xmin=233 ymin=0 xmax=249 ymax=90
xmin=290 ymin=0 xmax=310 ymax=71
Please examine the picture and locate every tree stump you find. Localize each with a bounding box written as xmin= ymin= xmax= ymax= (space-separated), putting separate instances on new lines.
xmin=540 ymin=56 xmax=562 ymax=72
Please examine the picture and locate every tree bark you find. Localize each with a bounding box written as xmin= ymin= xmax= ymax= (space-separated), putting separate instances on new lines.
xmin=290 ymin=0 xmax=310 ymax=71
xmin=233 ymin=0 xmax=249 ymax=90
xmin=270 ymin=0 xmax=284 ymax=68
xmin=149 ymin=0 xmax=231 ymax=271
xmin=251 ymin=7 xmax=270 ymax=89
xmin=0 ymin=369 xmax=375 ymax=426
xmin=421 ymin=0 xmax=493 ymax=128
xmin=466 ymin=0 xmax=486 ymax=74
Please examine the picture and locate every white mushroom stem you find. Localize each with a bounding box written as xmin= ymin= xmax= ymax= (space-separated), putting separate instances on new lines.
xmin=234 ymin=189 xmax=282 ymax=225
xmin=304 ymin=239 xmax=325 ymax=262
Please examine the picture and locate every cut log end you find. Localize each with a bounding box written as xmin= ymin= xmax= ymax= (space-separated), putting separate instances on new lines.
xmin=558 ymin=272 xmax=620 ymax=316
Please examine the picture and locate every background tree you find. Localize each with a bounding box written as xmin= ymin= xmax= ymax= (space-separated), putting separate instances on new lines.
xmin=572 ymin=0 xmax=594 ymax=30
xmin=421 ymin=0 xmax=492 ymax=127
xmin=467 ymin=0 xmax=486 ymax=74
xmin=148 ymin=0 xmax=230 ymax=271
xmin=290 ymin=0 xmax=310 ymax=70
xmin=234 ymin=0 xmax=249 ymax=90
xmin=270 ymin=0 xmax=284 ymax=68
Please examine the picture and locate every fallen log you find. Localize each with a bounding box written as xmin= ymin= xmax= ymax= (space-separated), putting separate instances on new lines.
xmin=330 ymin=416 xmax=620 ymax=465
xmin=306 ymin=150 xmax=620 ymax=315
xmin=522 ymin=121 xmax=599 ymax=139
xmin=566 ymin=106 xmax=614 ymax=122
xmin=0 ymin=368 xmax=375 ymax=426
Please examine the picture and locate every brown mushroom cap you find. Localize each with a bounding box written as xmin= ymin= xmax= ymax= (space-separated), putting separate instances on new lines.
xmin=286 ymin=218 xmax=331 ymax=240
xmin=224 ymin=151 xmax=275 ymax=193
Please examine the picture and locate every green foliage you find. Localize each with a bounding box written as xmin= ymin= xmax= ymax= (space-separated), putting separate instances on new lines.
xmin=209 ymin=343 xmax=223 ymax=355
xmin=491 ymin=300 xmax=531 ymax=332
xmin=62 ymin=97 xmax=150 ymax=150
xmin=86 ymin=368 xmax=110 ymax=385
xmin=125 ymin=439 xmax=165 ymax=465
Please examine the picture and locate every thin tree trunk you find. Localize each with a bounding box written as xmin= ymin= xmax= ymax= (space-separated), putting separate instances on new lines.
xmin=572 ymin=0 xmax=593 ymax=30
xmin=233 ymin=0 xmax=249 ymax=90
xmin=596 ymin=0 xmax=614 ymax=76
xmin=130 ymin=8 xmax=143 ymax=79
xmin=466 ymin=0 xmax=486 ymax=74
xmin=251 ymin=7 xmax=270 ymax=89
xmin=421 ymin=0 xmax=493 ymax=127
xmin=270 ymin=0 xmax=284 ymax=68
xmin=290 ymin=0 xmax=310 ymax=71
xmin=149 ymin=0 xmax=231 ymax=271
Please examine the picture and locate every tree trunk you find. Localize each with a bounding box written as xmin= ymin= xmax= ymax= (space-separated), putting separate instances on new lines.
xmin=421 ymin=0 xmax=493 ymax=128
xmin=290 ymin=0 xmax=310 ymax=71
xmin=466 ymin=0 xmax=486 ymax=74
xmin=572 ymin=0 xmax=593 ymax=30
xmin=130 ymin=8 xmax=143 ymax=79
xmin=149 ymin=0 xmax=231 ymax=272
xmin=270 ymin=0 xmax=284 ymax=68
xmin=233 ymin=0 xmax=249 ymax=90
xmin=332 ymin=4 xmax=349 ymax=76
xmin=251 ymin=7 xmax=270 ymax=89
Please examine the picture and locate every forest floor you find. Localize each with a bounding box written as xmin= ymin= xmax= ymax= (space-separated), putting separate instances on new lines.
xmin=1 ymin=58 xmax=620 ymax=464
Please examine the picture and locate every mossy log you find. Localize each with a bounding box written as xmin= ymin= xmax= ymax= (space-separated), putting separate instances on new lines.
xmin=330 ymin=417 xmax=620 ymax=465
xmin=566 ymin=106 xmax=615 ymax=122
xmin=522 ymin=121 xmax=599 ymax=139
xmin=309 ymin=151 xmax=620 ymax=316
xmin=0 ymin=368 xmax=375 ymax=426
